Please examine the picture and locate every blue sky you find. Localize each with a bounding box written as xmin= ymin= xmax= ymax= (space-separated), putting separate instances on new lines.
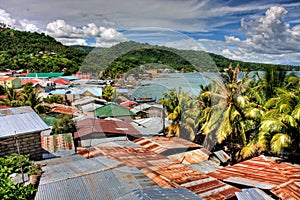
xmin=1 ymin=0 xmax=300 ymax=65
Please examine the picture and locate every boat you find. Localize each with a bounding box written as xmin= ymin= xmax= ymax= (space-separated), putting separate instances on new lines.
xmin=133 ymin=97 xmax=156 ymax=103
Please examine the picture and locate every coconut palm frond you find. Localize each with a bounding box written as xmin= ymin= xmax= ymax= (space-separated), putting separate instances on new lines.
xmin=270 ymin=133 xmax=291 ymax=154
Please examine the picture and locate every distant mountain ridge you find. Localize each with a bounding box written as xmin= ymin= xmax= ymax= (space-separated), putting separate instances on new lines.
xmin=0 ymin=27 xmax=297 ymax=77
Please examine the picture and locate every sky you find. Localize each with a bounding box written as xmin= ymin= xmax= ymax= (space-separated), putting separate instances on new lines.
xmin=1 ymin=0 xmax=300 ymax=66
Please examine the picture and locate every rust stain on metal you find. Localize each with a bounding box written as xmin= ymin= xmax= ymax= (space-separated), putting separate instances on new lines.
xmin=77 ymin=145 xmax=168 ymax=167
xmin=133 ymin=136 xmax=203 ymax=154
xmin=168 ymin=149 xmax=210 ymax=164
xmin=141 ymin=161 xmax=241 ymax=199
xmin=208 ymin=155 xmax=300 ymax=199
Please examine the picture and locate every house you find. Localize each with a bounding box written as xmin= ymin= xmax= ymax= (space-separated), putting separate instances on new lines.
xmin=0 ymin=77 xmax=22 ymax=89
xmin=74 ymin=118 xmax=142 ymax=147
xmin=0 ymin=106 xmax=50 ymax=160
xmin=94 ymin=103 xmax=136 ymax=122
xmin=131 ymin=103 xmax=163 ymax=118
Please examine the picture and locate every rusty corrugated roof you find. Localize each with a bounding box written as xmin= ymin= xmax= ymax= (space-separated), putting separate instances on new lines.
xmin=74 ymin=118 xmax=142 ymax=138
xmin=77 ymin=145 xmax=169 ymax=168
xmin=208 ymin=155 xmax=300 ymax=199
xmin=142 ymin=161 xmax=240 ymax=199
xmin=133 ymin=136 xmax=202 ymax=155
xmin=76 ymin=144 xmax=240 ymax=199
xmin=168 ymin=148 xmax=210 ymax=165
xmin=271 ymin=179 xmax=300 ymax=199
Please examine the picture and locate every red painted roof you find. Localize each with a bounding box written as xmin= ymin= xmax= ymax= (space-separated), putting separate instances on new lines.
xmin=53 ymin=78 xmax=70 ymax=85
xmin=119 ymin=100 xmax=137 ymax=108
xmin=21 ymin=79 xmax=40 ymax=85
xmin=51 ymin=106 xmax=77 ymax=115
xmin=74 ymin=118 xmax=142 ymax=138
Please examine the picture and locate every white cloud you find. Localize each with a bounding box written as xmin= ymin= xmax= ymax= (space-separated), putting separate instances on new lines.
xmin=199 ymin=6 xmax=300 ymax=65
xmin=56 ymin=38 xmax=87 ymax=46
xmin=0 ymin=8 xmax=16 ymax=27
xmin=46 ymin=19 xmax=126 ymax=47
xmin=19 ymin=19 xmax=39 ymax=32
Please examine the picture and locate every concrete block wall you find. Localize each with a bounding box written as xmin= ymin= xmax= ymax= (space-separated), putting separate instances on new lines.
xmin=0 ymin=132 xmax=43 ymax=160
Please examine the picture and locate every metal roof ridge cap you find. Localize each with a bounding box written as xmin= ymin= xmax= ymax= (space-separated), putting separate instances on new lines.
xmin=39 ymin=163 xmax=126 ymax=185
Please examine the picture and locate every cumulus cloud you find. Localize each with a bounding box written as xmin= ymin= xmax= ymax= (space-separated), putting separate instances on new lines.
xmin=46 ymin=19 xmax=126 ymax=47
xmin=19 ymin=19 xmax=39 ymax=32
xmin=203 ymin=6 xmax=300 ymax=65
xmin=0 ymin=8 xmax=16 ymax=27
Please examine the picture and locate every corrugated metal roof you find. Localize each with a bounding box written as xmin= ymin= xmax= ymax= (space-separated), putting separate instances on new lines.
xmin=141 ymin=161 xmax=241 ymax=199
xmin=208 ymin=155 xmax=300 ymax=199
xmin=168 ymin=148 xmax=210 ymax=165
xmin=0 ymin=106 xmax=49 ymax=138
xmin=213 ymin=150 xmax=231 ymax=163
xmin=116 ymin=188 xmax=203 ymax=200
xmin=77 ymin=145 xmax=169 ymax=168
xmin=75 ymin=118 xmax=141 ymax=138
xmin=94 ymin=103 xmax=136 ymax=118
xmin=35 ymin=154 xmax=159 ymax=200
xmin=133 ymin=136 xmax=202 ymax=155
xmin=78 ymin=136 xmax=141 ymax=148
xmin=271 ymin=180 xmax=300 ymax=200
xmin=132 ymin=117 xmax=169 ymax=136
xmin=235 ymin=188 xmax=275 ymax=200
xmin=189 ymin=160 xmax=222 ymax=174
xmin=80 ymin=103 xmax=103 ymax=112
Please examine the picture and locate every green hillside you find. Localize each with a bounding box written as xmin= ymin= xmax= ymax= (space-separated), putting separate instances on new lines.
xmin=0 ymin=27 xmax=87 ymax=74
xmin=78 ymin=41 xmax=299 ymax=78
xmin=0 ymin=26 xmax=298 ymax=78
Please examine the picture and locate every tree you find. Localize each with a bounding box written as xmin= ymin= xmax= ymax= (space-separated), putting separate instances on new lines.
xmin=245 ymin=85 xmax=300 ymax=157
xmin=20 ymin=83 xmax=46 ymax=114
xmin=102 ymin=85 xmax=114 ymax=101
xmin=159 ymin=88 xmax=201 ymax=141
xmin=200 ymin=65 xmax=255 ymax=162
xmin=52 ymin=114 xmax=76 ymax=134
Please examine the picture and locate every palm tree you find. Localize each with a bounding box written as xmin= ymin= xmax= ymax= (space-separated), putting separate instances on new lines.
xmin=0 ymin=87 xmax=22 ymax=107
xmin=159 ymin=88 xmax=200 ymax=140
xmin=20 ymin=83 xmax=46 ymax=114
xmin=200 ymin=65 xmax=256 ymax=162
xmin=245 ymin=85 xmax=300 ymax=157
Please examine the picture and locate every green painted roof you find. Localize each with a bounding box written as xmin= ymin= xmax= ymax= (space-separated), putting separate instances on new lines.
xmin=26 ymin=72 xmax=64 ymax=78
xmin=94 ymin=103 xmax=136 ymax=118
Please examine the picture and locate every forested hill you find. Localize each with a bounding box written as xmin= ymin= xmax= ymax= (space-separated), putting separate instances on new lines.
xmin=0 ymin=27 xmax=87 ymax=74
xmin=78 ymin=41 xmax=298 ymax=78
xmin=0 ymin=27 xmax=298 ymax=77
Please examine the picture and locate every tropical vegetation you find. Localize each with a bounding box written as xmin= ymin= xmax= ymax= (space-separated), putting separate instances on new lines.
xmin=160 ymin=65 xmax=300 ymax=163
xmin=0 ymin=154 xmax=37 ymax=199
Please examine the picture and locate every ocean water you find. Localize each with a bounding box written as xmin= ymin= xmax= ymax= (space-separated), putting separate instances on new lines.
xmin=131 ymin=72 xmax=223 ymax=100
xmin=130 ymin=71 xmax=300 ymax=100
